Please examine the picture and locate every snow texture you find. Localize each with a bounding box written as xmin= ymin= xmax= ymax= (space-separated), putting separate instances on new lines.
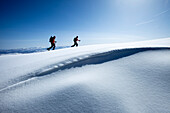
xmin=0 ymin=38 xmax=170 ymax=113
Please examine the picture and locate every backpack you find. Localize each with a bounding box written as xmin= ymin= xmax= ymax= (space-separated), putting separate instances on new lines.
xmin=49 ymin=36 xmax=53 ymax=42
xmin=73 ymin=38 xmax=77 ymax=42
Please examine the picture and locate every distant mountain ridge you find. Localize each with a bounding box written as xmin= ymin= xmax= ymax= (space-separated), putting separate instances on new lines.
xmin=0 ymin=46 xmax=69 ymax=55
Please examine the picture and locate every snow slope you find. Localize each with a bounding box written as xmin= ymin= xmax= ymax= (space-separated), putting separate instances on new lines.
xmin=0 ymin=38 xmax=170 ymax=113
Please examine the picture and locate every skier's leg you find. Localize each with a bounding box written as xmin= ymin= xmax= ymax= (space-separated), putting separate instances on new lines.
xmin=47 ymin=43 xmax=53 ymax=50
xmin=71 ymin=43 xmax=76 ymax=47
xmin=52 ymin=43 xmax=55 ymax=50
xmin=75 ymin=42 xmax=78 ymax=47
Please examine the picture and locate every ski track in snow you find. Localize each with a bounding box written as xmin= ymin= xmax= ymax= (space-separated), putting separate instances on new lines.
xmin=0 ymin=47 xmax=169 ymax=92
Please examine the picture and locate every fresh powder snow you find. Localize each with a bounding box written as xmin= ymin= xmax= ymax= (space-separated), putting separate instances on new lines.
xmin=0 ymin=38 xmax=170 ymax=113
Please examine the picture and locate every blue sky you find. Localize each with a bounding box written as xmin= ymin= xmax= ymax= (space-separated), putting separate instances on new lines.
xmin=0 ymin=0 xmax=170 ymax=49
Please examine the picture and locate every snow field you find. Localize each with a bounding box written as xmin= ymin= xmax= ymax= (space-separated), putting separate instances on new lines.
xmin=0 ymin=38 xmax=170 ymax=113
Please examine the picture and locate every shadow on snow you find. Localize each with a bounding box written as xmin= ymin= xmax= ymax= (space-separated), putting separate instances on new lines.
xmin=36 ymin=47 xmax=170 ymax=77
xmin=0 ymin=47 xmax=170 ymax=92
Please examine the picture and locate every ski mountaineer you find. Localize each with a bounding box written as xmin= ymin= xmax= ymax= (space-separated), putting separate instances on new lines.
xmin=71 ymin=36 xmax=80 ymax=47
xmin=47 ymin=36 xmax=57 ymax=51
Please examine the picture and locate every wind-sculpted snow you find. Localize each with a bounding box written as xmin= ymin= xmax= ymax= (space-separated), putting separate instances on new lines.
xmin=0 ymin=47 xmax=169 ymax=92
xmin=35 ymin=47 xmax=170 ymax=77
xmin=0 ymin=39 xmax=170 ymax=113
xmin=0 ymin=49 xmax=170 ymax=113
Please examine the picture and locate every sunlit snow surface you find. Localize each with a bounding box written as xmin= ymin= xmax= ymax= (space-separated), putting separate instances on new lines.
xmin=0 ymin=38 xmax=170 ymax=113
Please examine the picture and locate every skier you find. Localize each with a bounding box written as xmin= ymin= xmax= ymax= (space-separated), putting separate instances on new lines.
xmin=71 ymin=36 xmax=80 ymax=47
xmin=47 ymin=36 xmax=56 ymax=51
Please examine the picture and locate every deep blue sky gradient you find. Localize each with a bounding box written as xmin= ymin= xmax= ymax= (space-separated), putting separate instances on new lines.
xmin=0 ymin=0 xmax=170 ymax=49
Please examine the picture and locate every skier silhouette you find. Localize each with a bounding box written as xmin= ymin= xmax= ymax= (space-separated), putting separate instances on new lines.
xmin=47 ymin=36 xmax=56 ymax=50
xmin=71 ymin=36 xmax=80 ymax=47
